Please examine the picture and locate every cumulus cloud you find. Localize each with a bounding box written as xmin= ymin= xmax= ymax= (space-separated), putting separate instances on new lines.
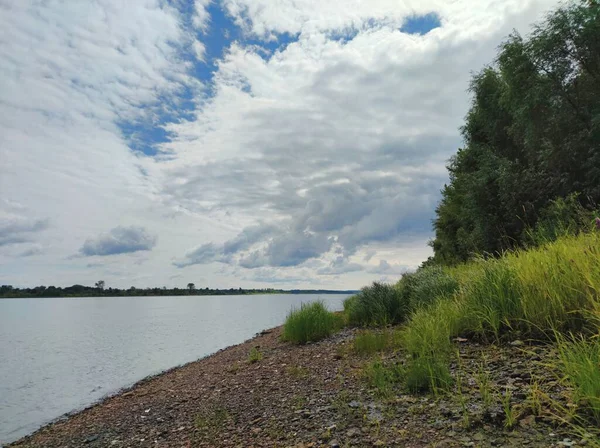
xmin=1 ymin=0 xmax=561 ymax=289
xmin=80 ymin=226 xmax=157 ymax=256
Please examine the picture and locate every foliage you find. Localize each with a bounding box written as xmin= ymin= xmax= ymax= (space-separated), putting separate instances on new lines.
xmin=344 ymin=282 xmax=407 ymax=327
xmin=282 ymin=301 xmax=340 ymax=344
xmin=432 ymin=1 xmax=600 ymax=265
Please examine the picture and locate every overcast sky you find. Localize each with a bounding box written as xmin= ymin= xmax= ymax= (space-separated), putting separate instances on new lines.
xmin=0 ymin=0 xmax=560 ymax=289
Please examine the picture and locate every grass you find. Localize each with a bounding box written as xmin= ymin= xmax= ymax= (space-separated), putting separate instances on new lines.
xmin=557 ymin=334 xmax=600 ymax=423
xmin=248 ymin=346 xmax=263 ymax=363
xmin=282 ymin=301 xmax=340 ymax=344
xmin=344 ymin=282 xmax=406 ymax=327
xmin=352 ymin=329 xmax=400 ymax=355
xmin=362 ymin=358 xmax=401 ymax=398
xmin=390 ymin=232 xmax=600 ymax=395
xmin=195 ymin=406 xmax=232 ymax=439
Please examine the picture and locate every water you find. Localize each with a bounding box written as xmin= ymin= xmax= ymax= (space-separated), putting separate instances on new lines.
xmin=0 ymin=294 xmax=348 ymax=444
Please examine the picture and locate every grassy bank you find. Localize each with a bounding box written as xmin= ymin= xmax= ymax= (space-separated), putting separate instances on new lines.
xmin=284 ymin=230 xmax=600 ymax=441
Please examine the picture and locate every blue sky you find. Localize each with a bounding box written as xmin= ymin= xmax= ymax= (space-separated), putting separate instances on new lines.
xmin=120 ymin=2 xmax=442 ymax=157
xmin=0 ymin=0 xmax=558 ymax=288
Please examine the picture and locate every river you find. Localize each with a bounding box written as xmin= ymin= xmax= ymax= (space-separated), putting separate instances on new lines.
xmin=0 ymin=294 xmax=349 ymax=444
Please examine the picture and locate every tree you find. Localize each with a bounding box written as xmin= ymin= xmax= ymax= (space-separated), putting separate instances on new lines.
xmin=431 ymin=0 xmax=600 ymax=264
xmin=187 ymin=283 xmax=195 ymax=291
xmin=95 ymin=280 xmax=105 ymax=290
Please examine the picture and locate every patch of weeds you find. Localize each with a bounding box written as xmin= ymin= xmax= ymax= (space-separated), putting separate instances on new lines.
xmin=286 ymin=365 xmax=309 ymax=378
xmin=352 ymin=330 xmax=392 ymax=355
xmin=226 ymin=361 xmax=241 ymax=374
xmin=403 ymin=356 xmax=453 ymax=394
xmin=363 ymin=358 xmax=401 ymax=398
xmin=248 ymin=346 xmax=263 ymax=364
xmin=502 ymin=387 xmax=518 ymax=429
xmin=455 ymin=354 xmax=471 ymax=428
xmin=195 ymin=406 xmax=231 ymax=439
xmin=476 ymin=361 xmax=494 ymax=410
xmin=528 ymin=379 xmax=543 ymax=416
xmin=290 ymin=395 xmax=308 ymax=410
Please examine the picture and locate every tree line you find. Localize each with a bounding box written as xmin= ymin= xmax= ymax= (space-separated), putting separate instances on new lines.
xmin=430 ymin=0 xmax=600 ymax=265
xmin=0 ymin=283 xmax=358 ymax=298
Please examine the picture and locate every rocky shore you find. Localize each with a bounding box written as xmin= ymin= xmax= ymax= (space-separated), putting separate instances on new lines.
xmin=9 ymin=326 xmax=586 ymax=448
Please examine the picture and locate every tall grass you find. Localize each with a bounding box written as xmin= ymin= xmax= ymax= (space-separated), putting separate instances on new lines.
xmin=282 ymin=301 xmax=340 ymax=344
xmin=344 ymin=282 xmax=406 ymax=327
xmin=395 ymin=231 xmax=600 ymax=392
xmin=557 ymin=334 xmax=600 ymax=424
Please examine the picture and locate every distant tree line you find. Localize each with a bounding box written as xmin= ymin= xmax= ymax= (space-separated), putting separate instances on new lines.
xmin=430 ymin=0 xmax=600 ymax=265
xmin=0 ymin=283 xmax=357 ymax=299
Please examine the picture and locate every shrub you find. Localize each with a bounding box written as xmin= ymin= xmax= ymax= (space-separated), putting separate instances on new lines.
xmin=282 ymin=301 xmax=339 ymax=344
xmin=344 ymin=282 xmax=406 ymax=327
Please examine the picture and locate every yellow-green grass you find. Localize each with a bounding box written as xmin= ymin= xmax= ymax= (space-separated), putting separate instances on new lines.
xmin=397 ymin=232 xmax=600 ymax=392
xmin=352 ymin=329 xmax=401 ymax=355
xmin=282 ymin=301 xmax=341 ymax=345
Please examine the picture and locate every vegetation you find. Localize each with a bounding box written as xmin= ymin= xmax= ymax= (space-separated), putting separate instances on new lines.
xmin=282 ymin=301 xmax=341 ymax=344
xmin=247 ymin=347 xmax=263 ymax=364
xmin=430 ymin=0 xmax=600 ymax=265
xmin=344 ymin=282 xmax=406 ymax=327
xmin=0 ymin=284 xmax=357 ymax=298
xmin=352 ymin=329 xmax=399 ymax=355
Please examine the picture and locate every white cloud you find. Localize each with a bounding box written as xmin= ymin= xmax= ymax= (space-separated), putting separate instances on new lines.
xmin=0 ymin=0 xmax=561 ymax=289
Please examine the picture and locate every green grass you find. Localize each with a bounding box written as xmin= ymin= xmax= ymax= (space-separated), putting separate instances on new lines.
xmin=557 ymin=334 xmax=600 ymax=423
xmin=344 ymin=282 xmax=406 ymax=327
xmin=362 ymin=358 xmax=401 ymax=398
xmin=247 ymin=346 xmax=263 ymax=363
xmin=282 ymin=301 xmax=340 ymax=344
xmin=352 ymin=329 xmax=400 ymax=355
xmin=390 ymin=231 xmax=600 ymax=395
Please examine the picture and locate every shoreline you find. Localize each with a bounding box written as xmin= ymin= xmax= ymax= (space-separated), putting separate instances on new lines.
xmin=8 ymin=325 xmax=577 ymax=448
xmin=5 ymin=326 xmax=281 ymax=447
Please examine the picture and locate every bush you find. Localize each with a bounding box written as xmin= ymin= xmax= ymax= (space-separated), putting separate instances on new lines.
xmin=282 ymin=301 xmax=340 ymax=344
xmin=344 ymin=282 xmax=406 ymax=327
xmin=403 ymin=355 xmax=453 ymax=393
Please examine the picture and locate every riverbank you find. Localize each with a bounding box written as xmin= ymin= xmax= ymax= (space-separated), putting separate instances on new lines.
xmin=9 ymin=324 xmax=583 ymax=448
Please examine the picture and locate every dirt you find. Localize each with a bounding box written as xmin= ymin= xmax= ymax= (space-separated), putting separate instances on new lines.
xmin=8 ymin=327 xmax=594 ymax=448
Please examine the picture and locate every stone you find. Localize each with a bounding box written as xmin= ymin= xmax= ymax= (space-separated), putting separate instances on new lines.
xmin=346 ymin=428 xmax=361 ymax=438
xmin=510 ymin=340 xmax=524 ymax=346
xmin=329 ymin=440 xmax=340 ymax=448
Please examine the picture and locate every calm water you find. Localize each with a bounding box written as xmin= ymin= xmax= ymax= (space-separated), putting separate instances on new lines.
xmin=0 ymin=294 xmax=348 ymax=444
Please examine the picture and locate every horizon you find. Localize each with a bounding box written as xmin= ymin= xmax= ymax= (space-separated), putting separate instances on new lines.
xmin=0 ymin=0 xmax=560 ymax=289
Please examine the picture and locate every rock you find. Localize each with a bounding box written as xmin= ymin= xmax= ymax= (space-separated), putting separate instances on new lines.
xmin=373 ymin=440 xmax=385 ymax=446
xmin=84 ymin=435 xmax=99 ymax=443
xmin=454 ymin=337 xmax=468 ymax=343
xmin=558 ymin=439 xmax=575 ymax=447
xmin=519 ymin=414 xmax=536 ymax=427
xmin=510 ymin=340 xmax=524 ymax=346
xmin=348 ymin=400 xmax=361 ymax=408
xmin=346 ymin=428 xmax=361 ymax=438
xmin=329 ymin=440 xmax=340 ymax=448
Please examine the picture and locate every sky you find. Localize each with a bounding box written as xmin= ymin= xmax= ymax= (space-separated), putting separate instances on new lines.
xmin=0 ymin=0 xmax=560 ymax=290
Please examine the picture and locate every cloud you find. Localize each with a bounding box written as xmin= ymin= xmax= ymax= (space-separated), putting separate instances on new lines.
xmin=80 ymin=226 xmax=157 ymax=256
xmin=367 ymin=260 xmax=411 ymax=275
xmin=1 ymin=0 xmax=560 ymax=289
xmin=0 ymin=200 xmax=49 ymax=247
